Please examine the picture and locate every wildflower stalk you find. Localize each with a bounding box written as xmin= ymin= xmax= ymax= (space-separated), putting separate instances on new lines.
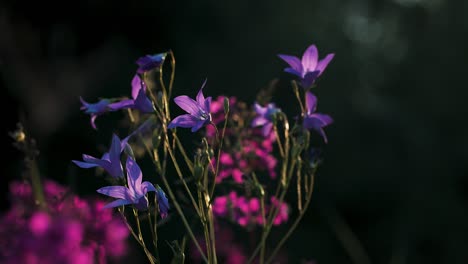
xmin=173 ymin=132 xmax=194 ymax=173
xmin=147 ymin=208 xmax=159 ymax=259
xmin=265 ymin=168 xmax=317 ymax=264
xmin=292 ymin=81 xmax=306 ymax=113
xmin=30 ymin=159 xmax=47 ymax=210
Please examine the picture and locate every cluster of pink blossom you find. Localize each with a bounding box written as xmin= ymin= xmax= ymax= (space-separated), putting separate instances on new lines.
xmin=213 ymin=191 xmax=289 ymax=227
xmin=206 ymin=96 xmax=290 ymax=228
xmin=207 ymin=96 xmax=277 ymax=183
xmin=0 ymin=180 xmax=129 ymax=264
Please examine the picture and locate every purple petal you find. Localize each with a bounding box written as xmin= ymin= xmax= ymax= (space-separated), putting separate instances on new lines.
xmin=141 ymin=181 xmax=157 ymax=194
xmin=305 ymin=92 xmax=317 ymax=113
xmin=90 ymin=115 xmax=98 ymax=130
xmin=134 ymin=89 xmax=154 ymax=113
xmin=97 ymin=186 xmax=130 ymax=199
xmin=196 ymin=80 xmax=207 ymax=106
xmin=191 ymin=120 xmax=207 ymax=132
xmin=79 ymin=97 xmax=89 ymax=108
xmin=82 ymin=154 xmax=110 ymax=169
xmin=254 ymin=103 xmax=268 ymax=115
xmin=316 ymin=53 xmax=334 ymax=76
xmin=262 ymin=122 xmax=274 ymax=137
xmin=284 ymin=67 xmax=303 ymax=77
xmin=174 ymin=96 xmax=201 ymax=116
xmin=108 ymin=99 xmax=134 ymax=111
xmin=109 ymin=135 xmax=122 ymax=165
xmin=126 ymin=157 xmax=143 ymax=196
xmin=251 ymin=116 xmax=269 ymax=127
xmin=168 ymin=114 xmax=199 ymax=129
xmin=303 ymin=113 xmax=333 ymax=130
xmin=301 ymin=71 xmax=320 ymax=89
xmin=278 ymin=54 xmax=303 ymax=73
xmin=301 ymin=44 xmax=318 ymax=71
xmin=204 ymin=96 xmax=212 ymax=114
xmin=102 ymin=199 xmax=132 ymax=209
xmin=72 ymin=160 xmax=100 ymax=169
xmin=131 ymin=74 xmax=143 ymax=99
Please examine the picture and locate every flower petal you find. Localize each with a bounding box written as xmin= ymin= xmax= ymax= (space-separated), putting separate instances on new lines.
xmin=131 ymin=74 xmax=143 ymax=99
xmin=284 ymin=67 xmax=303 ymax=77
xmin=174 ymin=96 xmax=200 ymax=116
xmin=97 ymin=186 xmax=130 ymax=199
xmin=102 ymin=199 xmax=132 ymax=209
xmin=301 ymin=44 xmax=318 ymax=71
xmin=254 ymin=103 xmax=267 ymax=115
xmin=191 ymin=120 xmax=207 ymax=132
xmin=262 ymin=122 xmax=274 ymax=137
xmin=278 ymin=54 xmax=303 ymax=73
xmin=141 ymin=181 xmax=157 ymax=194
xmin=134 ymin=89 xmax=154 ymax=113
xmin=305 ymin=91 xmax=317 ymax=113
xmin=72 ymin=160 xmax=99 ymax=169
xmin=108 ymin=99 xmax=134 ymax=111
xmin=168 ymin=114 xmax=199 ymax=129
xmin=196 ymin=80 xmax=207 ymax=106
xmin=301 ymin=70 xmax=320 ymax=89
xmin=251 ymin=116 xmax=269 ymax=127
xmin=126 ymin=157 xmax=143 ymax=196
xmin=316 ymin=53 xmax=334 ymax=76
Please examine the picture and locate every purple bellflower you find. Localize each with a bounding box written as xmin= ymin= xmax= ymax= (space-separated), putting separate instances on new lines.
xmin=155 ymin=185 xmax=170 ymax=218
xmin=278 ymin=44 xmax=334 ymax=89
xmin=136 ymin=53 xmax=166 ymax=74
xmin=97 ymin=157 xmax=158 ymax=210
xmin=73 ymin=134 xmax=124 ymax=178
xmin=80 ymin=97 xmax=112 ymax=129
xmin=251 ymin=103 xmax=281 ymax=136
xmin=168 ymin=80 xmax=212 ymax=132
xmin=303 ymin=91 xmax=333 ymax=143
xmin=109 ymin=74 xmax=154 ymax=113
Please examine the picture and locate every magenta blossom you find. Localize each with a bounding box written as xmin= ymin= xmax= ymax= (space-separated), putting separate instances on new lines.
xmin=251 ymin=102 xmax=281 ymax=136
xmin=303 ymin=91 xmax=333 ymax=143
xmin=168 ymin=80 xmax=212 ymax=132
xmin=97 ymin=157 xmax=164 ymax=212
xmin=278 ymin=44 xmax=334 ymax=89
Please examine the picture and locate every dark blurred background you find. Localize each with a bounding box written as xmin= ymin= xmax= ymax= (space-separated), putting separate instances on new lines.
xmin=1 ymin=0 xmax=468 ymax=263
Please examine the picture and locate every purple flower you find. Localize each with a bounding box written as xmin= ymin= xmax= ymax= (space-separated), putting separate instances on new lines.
xmin=109 ymin=74 xmax=154 ymax=113
xmin=73 ymin=134 xmax=124 ymax=178
xmin=155 ymin=186 xmax=169 ymax=218
xmin=303 ymin=92 xmax=333 ymax=143
xmin=80 ymin=97 xmax=112 ymax=129
xmin=168 ymin=80 xmax=212 ymax=132
xmin=136 ymin=53 xmax=166 ymax=74
xmin=251 ymin=103 xmax=281 ymax=136
xmin=97 ymin=157 xmax=158 ymax=210
xmin=278 ymin=44 xmax=334 ymax=89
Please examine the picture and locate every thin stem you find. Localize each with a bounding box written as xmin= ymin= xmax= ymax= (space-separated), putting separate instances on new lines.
xmin=273 ymin=124 xmax=285 ymax=158
xmin=147 ymin=208 xmax=159 ymax=259
xmin=173 ymin=132 xmax=194 ymax=173
xmin=160 ymin=174 xmax=208 ymax=262
xmin=165 ymin=139 xmax=201 ymax=216
xmin=265 ymin=170 xmax=316 ymax=264
xmin=296 ymin=161 xmax=303 ymax=212
xmin=292 ymin=81 xmax=306 ymax=114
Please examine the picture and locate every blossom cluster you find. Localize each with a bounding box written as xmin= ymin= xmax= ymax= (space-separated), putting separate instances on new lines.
xmin=213 ymin=191 xmax=289 ymax=227
xmin=0 ymin=180 xmax=129 ymax=264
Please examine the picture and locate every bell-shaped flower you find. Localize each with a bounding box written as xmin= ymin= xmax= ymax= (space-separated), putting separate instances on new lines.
xmin=109 ymin=74 xmax=154 ymax=113
xmin=278 ymin=44 xmax=334 ymax=89
xmin=73 ymin=134 xmax=124 ymax=178
xmin=136 ymin=53 xmax=166 ymax=74
xmin=303 ymin=92 xmax=333 ymax=143
xmin=97 ymin=157 xmax=158 ymax=210
xmin=80 ymin=97 xmax=113 ymax=129
xmin=168 ymin=80 xmax=212 ymax=132
xmin=251 ymin=103 xmax=281 ymax=136
xmin=155 ymin=185 xmax=169 ymax=218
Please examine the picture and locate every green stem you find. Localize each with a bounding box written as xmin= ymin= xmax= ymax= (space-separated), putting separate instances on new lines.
xmin=265 ymin=170 xmax=316 ymax=264
xmin=30 ymin=159 xmax=47 ymax=209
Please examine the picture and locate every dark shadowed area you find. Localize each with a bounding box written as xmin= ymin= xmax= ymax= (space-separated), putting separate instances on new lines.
xmin=1 ymin=0 xmax=467 ymax=263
